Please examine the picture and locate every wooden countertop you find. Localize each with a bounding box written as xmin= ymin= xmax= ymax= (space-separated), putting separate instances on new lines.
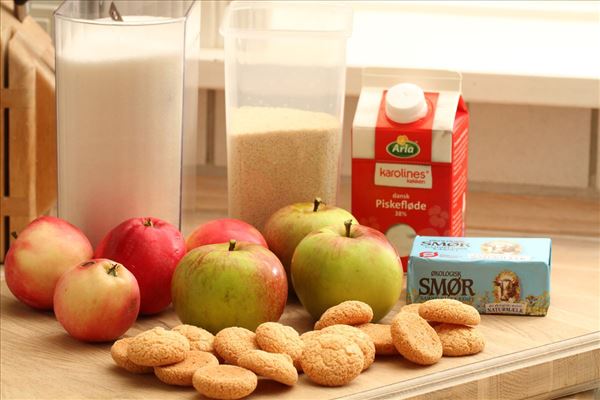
xmin=1 ymin=174 xmax=599 ymax=399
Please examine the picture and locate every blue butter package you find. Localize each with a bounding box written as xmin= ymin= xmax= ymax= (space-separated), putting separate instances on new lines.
xmin=407 ymin=236 xmax=552 ymax=316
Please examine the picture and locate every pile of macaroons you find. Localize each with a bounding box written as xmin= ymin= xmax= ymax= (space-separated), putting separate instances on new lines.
xmin=111 ymin=299 xmax=484 ymax=399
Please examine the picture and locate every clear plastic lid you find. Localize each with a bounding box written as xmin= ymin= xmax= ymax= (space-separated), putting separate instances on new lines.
xmin=220 ymin=1 xmax=353 ymax=38
xmin=54 ymin=0 xmax=195 ymax=24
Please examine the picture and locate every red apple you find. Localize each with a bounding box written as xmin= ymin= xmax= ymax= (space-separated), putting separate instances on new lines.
xmin=291 ymin=220 xmax=403 ymax=321
xmin=94 ymin=217 xmax=185 ymax=315
xmin=171 ymin=240 xmax=287 ymax=333
xmin=5 ymin=216 xmax=93 ymax=310
xmin=186 ymin=218 xmax=267 ymax=251
xmin=53 ymin=259 xmax=140 ymax=342
xmin=264 ymin=198 xmax=357 ymax=286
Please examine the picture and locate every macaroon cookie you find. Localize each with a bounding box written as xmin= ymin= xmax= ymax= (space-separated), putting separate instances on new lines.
xmin=419 ymin=299 xmax=481 ymax=326
xmin=321 ymin=324 xmax=376 ymax=370
xmin=214 ymin=327 xmax=259 ymax=365
xmin=110 ymin=337 xmax=153 ymax=374
xmin=390 ymin=312 xmax=442 ymax=365
xmin=434 ymin=324 xmax=485 ymax=356
xmin=300 ymin=333 xmax=364 ymax=387
xmin=314 ymin=300 xmax=374 ymax=330
xmin=192 ymin=365 xmax=257 ymax=400
xmin=400 ymin=303 xmax=422 ymax=315
xmin=154 ymin=350 xmax=219 ymax=386
xmin=255 ymin=322 xmax=304 ymax=370
xmin=300 ymin=330 xmax=322 ymax=343
xmin=127 ymin=327 xmax=190 ymax=367
xmin=172 ymin=324 xmax=215 ymax=353
xmin=238 ymin=350 xmax=298 ymax=386
xmin=356 ymin=323 xmax=398 ymax=355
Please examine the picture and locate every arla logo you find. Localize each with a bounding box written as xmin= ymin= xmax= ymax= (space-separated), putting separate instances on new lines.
xmin=386 ymin=135 xmax=420 ymax=158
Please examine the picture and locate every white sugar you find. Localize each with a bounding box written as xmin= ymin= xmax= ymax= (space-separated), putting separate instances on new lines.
xmin=57 ymin=20 xmax=184 ymax=246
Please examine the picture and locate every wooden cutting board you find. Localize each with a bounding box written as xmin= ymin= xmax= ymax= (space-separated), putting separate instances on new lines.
xmin=1 ymin=230 xmax=598 ymax=399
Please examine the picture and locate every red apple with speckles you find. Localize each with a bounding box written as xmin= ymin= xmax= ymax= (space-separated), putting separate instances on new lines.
xmin=186 ymin=218 xmax=267 ymax=251
xmin=171 ymin=240 xmax=287 ymax=333
xmin=5 ymin=216 xmax=93 ymax=310
xmin=53 ymin=259 xmax=140 ymax=342
xmin=94 ymin=217 xmax=185 ymax=315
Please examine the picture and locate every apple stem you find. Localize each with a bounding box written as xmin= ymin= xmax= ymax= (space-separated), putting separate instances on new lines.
xmin=10 ymin=231 xmax=17 ymax=239
xmin=344 ymin=219 xmax=353 ymax=238
xmin=107 ymin=263 xmax=119 ymax=276
xmin=313 ymin=197 xmax=323 ymax=212
xmin=229 ymin=239 xmax=236 ymax=251
xmin=143 ymin=218 xmax=153 ymax=227
xmin=81 ymin=261 xmax=95 ymax=267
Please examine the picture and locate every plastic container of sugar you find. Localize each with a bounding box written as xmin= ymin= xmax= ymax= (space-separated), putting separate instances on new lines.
xmin=220 ymin=1 xmax=353 ymax=230
xmin=54 ymin=1 xmax=200 ymax=246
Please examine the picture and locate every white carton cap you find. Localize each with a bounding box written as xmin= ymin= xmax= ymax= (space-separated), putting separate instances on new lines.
xmin=385 ymin=83 xmax=428 ymax=124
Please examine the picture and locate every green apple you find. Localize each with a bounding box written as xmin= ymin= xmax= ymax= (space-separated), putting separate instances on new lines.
xmin=263 ymin=198 xmax=357 ymax=289
xmin=291 ymin=220 xmax=403 ymax=321
xmin=171 ymin=240 xmax=287 ymax=334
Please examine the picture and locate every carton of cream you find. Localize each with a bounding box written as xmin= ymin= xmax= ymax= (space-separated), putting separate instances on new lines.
xmin=407 ymin=236 xmax=551 ymax=316
xmin=351 ymin=68 xmax=469 ymax=271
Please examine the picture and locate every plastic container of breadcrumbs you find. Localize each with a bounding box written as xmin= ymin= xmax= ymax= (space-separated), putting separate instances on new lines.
xmin=220 ymin=1 xmax=353 ymax=230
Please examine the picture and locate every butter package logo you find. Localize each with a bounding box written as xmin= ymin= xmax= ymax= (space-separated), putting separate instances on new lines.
xmin=407 ymin=236 xmax=551 ymax=316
